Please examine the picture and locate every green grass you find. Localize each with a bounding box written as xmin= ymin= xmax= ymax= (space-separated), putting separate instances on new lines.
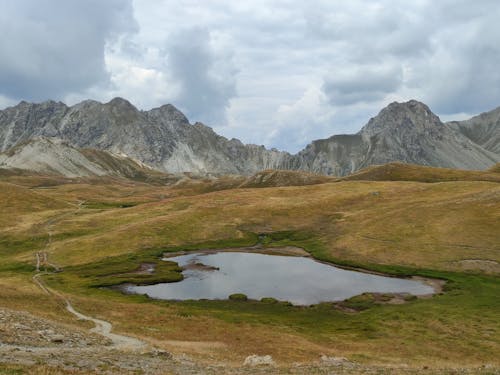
xmin=229 ymin=293 xmax=248 ymax=301
xmin=340 ymin=293 xmax=380 ymax=311
xmin=56 ymin=251 xmax=183 ymax=288
xmin=0 ymin=366 xmax=24 ymax=375
xmin=41 ymin=235 xmax=263 ymax=297
xmin=168 ymin=269 xmax=499 ymax=362
xmin=0 ymin=235 xmax=47 ymax=256
xmin=260 ymin=297 xmax=278 ymax=304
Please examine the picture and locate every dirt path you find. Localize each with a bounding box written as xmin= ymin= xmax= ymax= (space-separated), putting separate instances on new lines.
xmin=31 ymin=200 xmax=148 ymax=352
xmin=65 ymin=301 xmax=146 ymax=351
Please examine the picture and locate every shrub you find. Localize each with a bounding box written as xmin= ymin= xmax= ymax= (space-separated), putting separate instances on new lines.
xmin=229 ymin=293 xmax=248 ymax=301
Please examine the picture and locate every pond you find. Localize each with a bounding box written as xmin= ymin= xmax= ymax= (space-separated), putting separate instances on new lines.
xmin=124 ymin=251 xmax=435 ymax=305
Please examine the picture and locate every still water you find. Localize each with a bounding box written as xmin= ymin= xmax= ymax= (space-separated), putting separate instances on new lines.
xmin=125 ymin=251 xmax=434 ymax=305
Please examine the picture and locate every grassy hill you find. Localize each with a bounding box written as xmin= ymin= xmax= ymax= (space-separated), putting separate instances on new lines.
xmin=489 ymin=163 xmax=500 ymax=173
xmin=342 ymin=162 xmax=500 ymax=182
xmin=0 ymin=163 xmax=498 ymax=371
xmin=239 ymin=169 xmax=334 ymax=188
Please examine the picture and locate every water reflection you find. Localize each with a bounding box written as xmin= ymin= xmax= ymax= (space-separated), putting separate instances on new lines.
xmin=125 ymin=252 xmax=434 ymax=305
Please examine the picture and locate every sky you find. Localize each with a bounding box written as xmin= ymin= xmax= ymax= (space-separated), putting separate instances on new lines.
xmin=0 ymin=0 xmax=499 ymax=152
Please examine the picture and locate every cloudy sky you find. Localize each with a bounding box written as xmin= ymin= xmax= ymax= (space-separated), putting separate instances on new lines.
xmin=0 ymin=0 xmax=499 ymax=152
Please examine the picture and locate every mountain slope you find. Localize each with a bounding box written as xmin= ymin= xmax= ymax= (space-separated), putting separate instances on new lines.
xmin=341 ymin=162 xmax=500 ymax=183
xmin=0 ymin=98 xmax=291 ymax=175
xmin=447 ymin=106 xmax=500 ymax=154
xmin=0 ymin=98 xmax=499 ymax=177
xmin=291 ymin=100 xmax=500 ymax=175
xmin=0 ymin=137 xmax=172 ymax=180
xmin=239 ymin=169 xmax=334 ymax=188
xmin=490 ymin=163 xmax=500 ymax=173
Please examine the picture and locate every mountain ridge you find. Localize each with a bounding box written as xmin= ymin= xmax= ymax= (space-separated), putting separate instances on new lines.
xmin=288 ymin=100 xmax=499 ymax=175
xmin=0 ymin=98 xmax=498 ymax=176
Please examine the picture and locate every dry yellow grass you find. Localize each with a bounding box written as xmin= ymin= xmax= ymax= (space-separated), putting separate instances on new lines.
xmin=343 ymin=162 xmax=500 ymax=183
xmin=0 ymin=168 xmax=499 ymax=369
xmin=19 ymin=179 xmax=498 ymax=272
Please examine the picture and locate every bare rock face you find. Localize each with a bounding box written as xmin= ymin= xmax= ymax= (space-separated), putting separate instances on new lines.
xmin=243 ymin=354 xmax=275 ymax=366
xmin=359 ymin=100 xmax=499 ymax=170
xmin=0 ymin=98 xmax=291 ymax=175
xmin=0 ymin=137 xmax=107 ymax=177
xmin=290 ymin=100 xmax=500 ymax=175
xmin=0 ymin=98 xmax=498 ymax=177
xmin=0 ymin=136 xmax=170 ymax=179
xmin=447 ymin=106 xmax=500 ymax=154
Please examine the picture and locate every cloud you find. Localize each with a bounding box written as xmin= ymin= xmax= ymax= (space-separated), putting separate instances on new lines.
xmin=268 ymin=86 xmax=387 ymax=153
xmin=304 ymin=1 xmax=432 ymax=60
xmin=0 ymin=0 xmax=137 ymax=102
xmin=322 ymin=64 xmax=403 ymax=106
xmin=160 ymin=27 xmax=237 ymax=125
xmin=0 ymin=95 xmax=16 ymax=110
xmin=408 ymin=4 xmax=500 ymax=114
xmin=1 ymin=0 xmax=499 ymax=152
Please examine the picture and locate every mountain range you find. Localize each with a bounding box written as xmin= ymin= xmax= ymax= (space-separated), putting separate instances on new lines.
xmin=0 ymin=98 xmax=498 ymax=177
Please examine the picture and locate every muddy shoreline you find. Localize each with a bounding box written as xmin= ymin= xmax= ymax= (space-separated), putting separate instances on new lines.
xmin=162 ymin=245 xmax=311 ymax=259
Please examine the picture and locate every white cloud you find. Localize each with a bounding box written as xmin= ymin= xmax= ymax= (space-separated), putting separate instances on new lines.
xmin=0 ymin=0 xmax=137 ymax=102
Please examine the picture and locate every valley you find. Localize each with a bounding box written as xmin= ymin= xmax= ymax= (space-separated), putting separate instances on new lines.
xmin=2 ymin=1 xmax=500 ymax=373
xmin=0 ymin=165 xmax=499 ymax=373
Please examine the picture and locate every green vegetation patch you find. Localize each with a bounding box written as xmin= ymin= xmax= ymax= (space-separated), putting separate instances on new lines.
xmin=57 ymin=251 xmax=183 ymax=289
xmin=229 ymin=293 xmax=248 ymax=301
xmin=339 ymin=293 xmax=378 ymax=311
xmin=0 ymin=235 xmax=48 ymax=256
xmin=260 ymin=297 xmax=278 ymax=304
xmin=47 ymin=234 xmax=263 ymax=295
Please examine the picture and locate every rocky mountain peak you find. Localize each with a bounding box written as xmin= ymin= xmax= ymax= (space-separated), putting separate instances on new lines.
xmin=104 ymin=97 xmax=139 ymax=119
xmin=106 ymin=97 xmax=136 ymax=109
xmin=388 ymin=99 xmax=431 ymax=112
xmin=0 ymin=97 xmax=498 ymax=177
xmin=361 ymin=99 xmax=442 ymax=137
xmin=147 ymin=103 xmax=190 ymax=126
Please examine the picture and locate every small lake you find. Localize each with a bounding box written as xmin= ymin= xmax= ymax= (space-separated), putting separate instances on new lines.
xmin=124 ymin=251 xmax=435 ymax=305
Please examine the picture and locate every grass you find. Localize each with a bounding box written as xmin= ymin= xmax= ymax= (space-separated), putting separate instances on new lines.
xmin=65 ymin=252 xmax=183 ymax=287
xmin=228 ymin=293 xmax=248 ymax=301
xmin=239 ymin=169 xmax=334 ymax=188
xmin=0 ymin=365 xmax=85 ymax=374
xmin=0 ymin=168 xmax=498 ymax=368
xmin=43 ymin=258 xmax=500 ymax=366
xmin=343 ymin=162 xmax=500 ymax=183
xmin=81 ymin=201 xmax=138 ymax=209
xmin=38 ymin=230 xmax=498 ymax=366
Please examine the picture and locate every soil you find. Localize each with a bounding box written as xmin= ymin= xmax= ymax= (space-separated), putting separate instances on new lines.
xmin=163 ymin=246 xmax=311 ymax=259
